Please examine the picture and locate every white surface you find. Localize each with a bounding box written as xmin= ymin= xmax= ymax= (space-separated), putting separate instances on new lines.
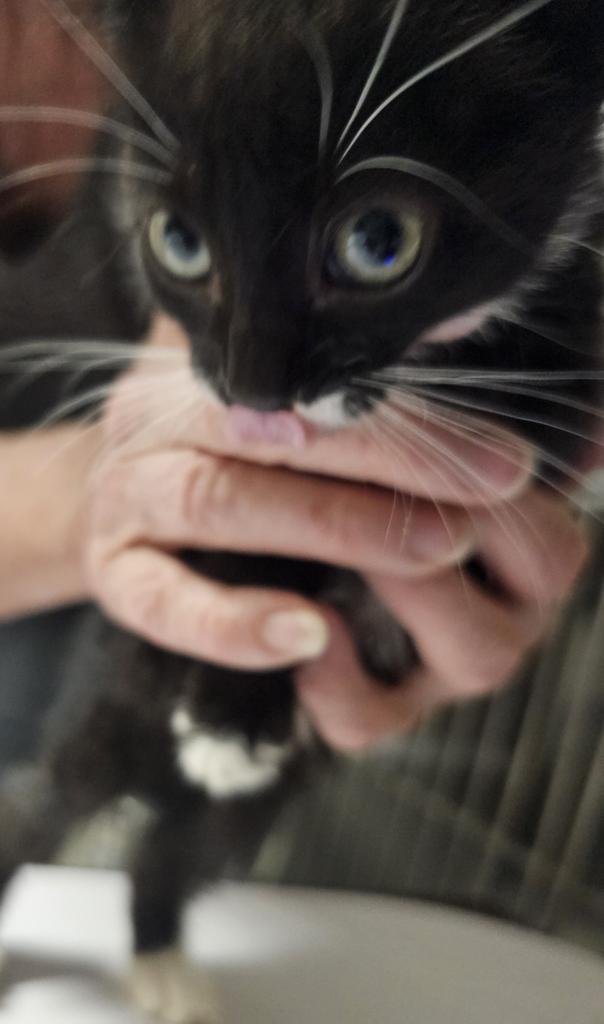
xmin=0 ymin=866 xmax=602 ymax=1023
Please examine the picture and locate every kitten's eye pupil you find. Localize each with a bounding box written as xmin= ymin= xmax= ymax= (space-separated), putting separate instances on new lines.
xmin=165 ymin=215 xmax=201 ymax=260
xmin=330 ymin=205 xmax=423 ymax=287
xmin=148 ymin=209 xmax=212 ymax=281
xmin=352 ymin=211 xmax=403 ymax=269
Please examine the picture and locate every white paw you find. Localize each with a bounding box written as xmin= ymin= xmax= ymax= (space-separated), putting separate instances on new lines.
xmin=170 ymin=706 xmax=293 ymax=799
xmin=128 ymin=949 xmax=222 ymax=1024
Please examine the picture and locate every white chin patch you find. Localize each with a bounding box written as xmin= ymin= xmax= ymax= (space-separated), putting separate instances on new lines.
xmin=295 ymin=391 xmax=353 ymax=429
xmin=128 ymin=949 xmax=222 ymax=1024
xmin=170 ymin=707 xmax=292 ymax=799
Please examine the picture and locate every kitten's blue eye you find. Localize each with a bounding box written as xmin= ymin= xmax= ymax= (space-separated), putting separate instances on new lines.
xmin=330 ymin=207 xmax=423 ymax=287
xmin=148 ymin=209 xmax=212 ymax=281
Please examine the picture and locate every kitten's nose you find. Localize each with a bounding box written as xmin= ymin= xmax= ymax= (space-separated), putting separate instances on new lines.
xmin=224 ymin=323 xmax=295 ymax=412
xmin=224 ymin=384 xmax=289 ymax=413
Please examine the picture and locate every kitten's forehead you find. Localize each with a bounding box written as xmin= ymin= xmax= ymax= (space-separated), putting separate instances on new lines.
xmin=127 ymin=0 xmax=584 ymax=169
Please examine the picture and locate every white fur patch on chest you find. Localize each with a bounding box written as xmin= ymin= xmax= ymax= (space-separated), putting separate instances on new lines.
xmin=170 ymin=706 xmax=292 ymax=799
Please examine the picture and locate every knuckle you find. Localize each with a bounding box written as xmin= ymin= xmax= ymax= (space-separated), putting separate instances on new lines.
xmin=125 ymin=565 xmax=173 ymax=638
xmin=196 ymin=603 xmax=237 ymax=655
xmin=179 ymin=454 xmax=236 ymax=539
xmin=308 ymin=491 xmax=362 ymax=554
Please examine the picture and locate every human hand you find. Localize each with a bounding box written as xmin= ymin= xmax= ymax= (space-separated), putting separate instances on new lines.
xmin=84 ymin=317 xmax=587 ymax=746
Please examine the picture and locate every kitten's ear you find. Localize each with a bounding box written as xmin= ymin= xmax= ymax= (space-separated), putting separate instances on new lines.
xmin=539 ymin=0 xmax=604 ymax=94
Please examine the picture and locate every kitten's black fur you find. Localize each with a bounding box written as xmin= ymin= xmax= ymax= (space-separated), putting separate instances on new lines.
xmin=1 ymin=0 xmax=604 ymax=1011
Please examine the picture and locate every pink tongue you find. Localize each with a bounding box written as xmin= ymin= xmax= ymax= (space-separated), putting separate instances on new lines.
xmin=227 ymin=406 xmax=309 ymax=448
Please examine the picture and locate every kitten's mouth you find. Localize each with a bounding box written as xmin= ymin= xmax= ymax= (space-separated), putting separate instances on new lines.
xmin=227 ymin=406 xmax=310 ymax=448
xmin=223 ymin=303 xmax=499 ymax=448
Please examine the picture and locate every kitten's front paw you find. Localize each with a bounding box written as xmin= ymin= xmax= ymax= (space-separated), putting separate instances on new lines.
xmin=171 ymin=706 xmax=293 ymax=799
xmin=128 ymin=949 xmax=222 ymax=1024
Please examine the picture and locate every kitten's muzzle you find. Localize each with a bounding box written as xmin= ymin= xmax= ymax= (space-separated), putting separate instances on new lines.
xmin=227 ymin=407 xmax=308 ymax=447
xmin=221 ymin=384 xmax=291 ymax=413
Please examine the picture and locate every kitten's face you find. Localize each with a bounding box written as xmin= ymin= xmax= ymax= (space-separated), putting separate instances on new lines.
xmin=108 ymin=0 xmax=604 ymax=427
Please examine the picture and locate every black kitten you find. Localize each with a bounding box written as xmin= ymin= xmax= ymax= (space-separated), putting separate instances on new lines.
xmin=1 ymin=2 xmax=603 ymax=1021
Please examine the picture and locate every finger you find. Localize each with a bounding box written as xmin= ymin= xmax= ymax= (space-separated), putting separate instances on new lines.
xmin=89 ymin=545 xmax=330 ymax=670
xmin=194 ymin=402 xmax=533 ymax=507
xmin=296 ymin=611 xmax=425 ymax=751
xmin=370 ymin=570 xmax=543 ymax=700
xmin=475 ymin=489 xmax=588 ymax=605
xmin=92 ymin=449 xmax=475 ymax=577
xmin=123 ymin=318 xmax=534 ymax=507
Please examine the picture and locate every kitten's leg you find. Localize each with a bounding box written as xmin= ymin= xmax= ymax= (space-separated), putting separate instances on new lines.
xmin=129 ymin=951 xmax=221 ymax=1024
xmin=325 ymin=569 xmax=417 ymax=684
xmin=128 ymin=783 xmax=296 ymax=1024
xmin=128 ymin=808 xmax=223 ymax=1024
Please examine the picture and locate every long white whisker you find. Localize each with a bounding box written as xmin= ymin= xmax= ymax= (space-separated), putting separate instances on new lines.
xmin=375 ymin=401 xmax=551 ymax=609
xmin=338 ymin=0 xmax=556 ymax=162
xmin=492 ymin=311 xmax=598 ymax=357
xmin=551 ymin=236 xmax=604 ymax=262
xmin=33 ymin=363 xmax=196 ymax=439
xmin=31 ymin=409 xmax=104 ymax=480
xmin=0 ymin=342 xmax=180 ymax=407
xmin=34 ymin=371 xmax=196 ymax=477
xmin=300 ymin=23 xmax=334 ymax=157
xmin=368 ymin=409 xmax=475 ymax=601
xmin=385 ymin=380 xmax=602 ymax=454
xmin=370 ymin=372 xmax=604 ymax=423
xmin=0 ymin=157 xmax=170 ymax=197
xmin=337 ymin=0 xmax=411 ymax=151
xmin=368 ymin=367 xmax=604 ymax=384
xmin=0 ymin=352 xmax=125 ymax=405
xmin=377 ymin=384 xmax=603 ymax=505
xmin=34 ymin=384 xmax=116 ymax=430
xmin=41 ymin=0 xmax=179 ymax=152
xmin=362 ymin=413 xmax=422 ymax=554
xmin=0 ymin=339 xmax=176 ymax=364
xmin=378 ymin=409 xmax=541 ymax=606
xmin=338 ymin=156 xmax=532 ymax=253
xmin=0 ymin=106 xmax=175 ymax=166
xmin=0 ymin=344 xmax=178 ymax=372
xmin=376 ymin=399 xmax=505 ymax=505
xmin=1 ymin=352 xmax=131 ymax=388
xmin=115 ymin=377 xmax=202 ymax=460
xmin=360 ymin=376 xmax=586 ymax=489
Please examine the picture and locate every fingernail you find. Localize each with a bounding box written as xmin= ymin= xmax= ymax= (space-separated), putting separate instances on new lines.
xmin=262 ymin=610 xmax=330 ymax=660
